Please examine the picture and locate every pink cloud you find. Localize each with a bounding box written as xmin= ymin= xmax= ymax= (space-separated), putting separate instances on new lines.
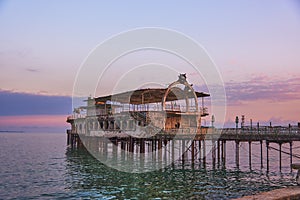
xmin=225 ymin=75 xmax=300 ymax=105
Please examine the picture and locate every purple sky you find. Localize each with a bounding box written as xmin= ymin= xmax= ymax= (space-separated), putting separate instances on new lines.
xmin=0 ymin=0 xmax=300 ymax=131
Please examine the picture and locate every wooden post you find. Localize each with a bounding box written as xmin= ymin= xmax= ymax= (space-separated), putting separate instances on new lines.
xmin=140 ymin=138 xmax=145 ymax=153
xmin=198 ymin=140 xmax=202 ymax=163
xmin=290 ymin=141 xmax=293 ymax=172
xmin=130 ymin=137 xmax=134 ymax=153
xmin=70 ymin=133 xmax=74 ymax=146
xmin=127 ymin=140 xmax=130 ymax=152
xmin=217 ymin=140 xmax=220 ymax=165
xmin=222 ymin=140 xmax=226 ymax=167
xmin=77 ymin=135 xmax=81 ymax=148
xmin=158 ymin=138 xmax=162 ymax=150
xmin=121 ymin=140 xmax=125 ymax=162
xmin=266 ymin=141 xmax=269 ymax=172
xmin=158 ymin=138 xmax=162 ymax=161
xmin=73 ymin=133 xmax=75 ymax=146
xmin=236 ymin=140 xmax=240 ymax=168
xmin=113 ymin=139 xmax=118 ymax=159
xmin=202 ymin=140 xmax=206 ymax=167
xmin=279 ymin=143 xmax=282 ymax=171
xmin=212 ymin=140 xmax=216 ymax=168
xmin=249 ymin=141 xmax=252 ymax=169
xmin=260 ymin=140 xmax=263 ymax=168
xmin=172 ymin=139 xmax=175 ymax=163
xmin=67 ymin=132 xmax=70 ymax=145
xmin=182 ymin=139 xmax=185 ymax=163
xmin=164 ymin=139 xmax=167 ymax=164
xmin=104 ymin=139 xmax=108 ymax=161
xmin=70 ymin=134 xmax=73 ymax=146
xmin=120 ymin=140 xmax=125 ymax=157
xmin=191 ymin=140 xmax=195 ymax=163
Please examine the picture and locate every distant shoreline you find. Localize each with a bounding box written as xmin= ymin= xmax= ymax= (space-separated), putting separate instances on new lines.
xmin=0 ymin=130 xmax=24 ymax=133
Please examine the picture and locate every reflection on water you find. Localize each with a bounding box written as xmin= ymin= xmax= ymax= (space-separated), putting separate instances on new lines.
xmin=65 ymin=147 xmax=296 ymax=199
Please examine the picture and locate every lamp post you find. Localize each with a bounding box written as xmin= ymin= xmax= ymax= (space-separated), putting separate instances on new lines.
xmin=235 ymin=116 xmax=239 ymax=133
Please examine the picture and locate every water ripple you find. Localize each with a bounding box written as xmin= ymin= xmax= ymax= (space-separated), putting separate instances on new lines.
xmin=0 ymin=133 xmax=298 ymax=199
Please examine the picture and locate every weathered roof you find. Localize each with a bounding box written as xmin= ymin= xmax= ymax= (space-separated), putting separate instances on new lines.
xmin=94 ymin=88 xmax=210 ymax=105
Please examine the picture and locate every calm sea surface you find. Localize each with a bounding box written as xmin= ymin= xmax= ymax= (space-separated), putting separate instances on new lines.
xmin=0 ymin=133 xmax=298 ymax=199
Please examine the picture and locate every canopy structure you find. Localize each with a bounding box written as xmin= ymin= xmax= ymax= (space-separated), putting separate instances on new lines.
xmin=94 ymin=88 xmax=210 ymax=105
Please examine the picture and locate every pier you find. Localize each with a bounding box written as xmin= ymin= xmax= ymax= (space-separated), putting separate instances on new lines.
xmin=67 ymin=74 xmax=300 ymax=172
xmin=67 ymin=123 xmax=300 ymax=172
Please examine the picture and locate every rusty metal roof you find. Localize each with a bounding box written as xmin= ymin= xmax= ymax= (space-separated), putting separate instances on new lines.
xmin=94 ymin=88 xmax=210 ymax=105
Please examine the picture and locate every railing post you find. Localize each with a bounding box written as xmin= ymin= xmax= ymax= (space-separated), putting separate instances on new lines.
xmin=235 ymin=116 xmax=239 ymax=135
xmin=241 ymin=115 xmax=245 ymax=131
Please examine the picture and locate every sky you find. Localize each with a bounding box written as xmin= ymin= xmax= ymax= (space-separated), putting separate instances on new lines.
xmin=0 ymin=0 xmax=300 ymax=132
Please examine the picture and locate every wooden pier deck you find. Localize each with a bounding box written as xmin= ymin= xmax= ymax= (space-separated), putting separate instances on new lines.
xmin=67 ymin=125 xmax=300 ymax=172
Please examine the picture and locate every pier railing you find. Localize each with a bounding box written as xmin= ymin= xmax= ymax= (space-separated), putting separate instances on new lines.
xmin=218 ymin=126 xmax=300 ymax=141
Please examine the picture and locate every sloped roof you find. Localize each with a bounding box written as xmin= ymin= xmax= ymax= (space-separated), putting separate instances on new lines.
xmin=94 ymin=88 xmax=210 ymax=105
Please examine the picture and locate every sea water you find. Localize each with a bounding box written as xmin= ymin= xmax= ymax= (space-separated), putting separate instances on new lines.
xmin=0 ymin=133 xmax=297 ymax=199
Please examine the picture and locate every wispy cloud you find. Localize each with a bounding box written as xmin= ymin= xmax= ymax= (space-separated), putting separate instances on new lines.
xmin=225 ymin=76 xmax=300 ymax=105
xmin=25 ymin=68 xmax=39 ymax=73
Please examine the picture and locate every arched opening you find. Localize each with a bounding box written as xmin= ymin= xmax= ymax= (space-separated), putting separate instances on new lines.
xmin=162 ymin=74 xmax=199 ymax=131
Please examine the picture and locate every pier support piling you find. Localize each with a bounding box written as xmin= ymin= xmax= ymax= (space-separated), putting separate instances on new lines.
xmin=198 ymin=140 xmax=202 ymax=164
xmin=202 ymin=140 xmax=206 ymax=167
xmin=266 ymin=141 xmax=269 ymax=172
xmin=279 ymin=143 xmax=282 ymax=171
xmin=249 ymin=141 xmax=252 ymax=169
xmin=217 ymin=140 xmax=220 ymax=165
xmin=290 ymin=142 xmax=293 ymax=172
xmin=212 ymin=140 xmax=216 ymax=168
xmin=222 ymin=140 xmax=226 ymax=167
xmin=191 ymin=140 xmax=195 ymax=163
xmin=182 ymin=139 xmax=185 ymax=163
xmin=260 ymin=140 xmax=263 ymax=168
xmin=236 ymin=140 xmax=240 ymax=168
